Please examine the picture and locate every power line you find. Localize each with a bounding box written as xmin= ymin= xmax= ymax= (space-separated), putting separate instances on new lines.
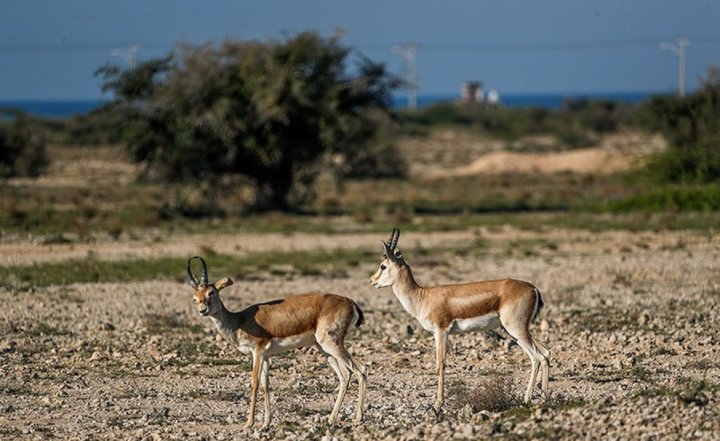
xmin=357 ymin=35 xmax=720 ymax=53
xmin=1 ymin=35 xmax=718 ymax=54
xmin=0 ymin=41 xmax=169 ymax=53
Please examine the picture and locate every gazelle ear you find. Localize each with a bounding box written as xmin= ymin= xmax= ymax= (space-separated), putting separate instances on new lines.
xmin=213 ymin=277 xmax=234 ymax=291
xmin=394 ymin=247 xmax=403 ymax=260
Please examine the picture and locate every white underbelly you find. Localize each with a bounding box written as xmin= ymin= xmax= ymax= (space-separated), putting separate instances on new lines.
xmin=265 ymin=332 xmax=316 ymax=355
xmin=449 ymin=313 xmax=501 ymax=334
xmin=235 ymin=342 xmax=255 ymax=354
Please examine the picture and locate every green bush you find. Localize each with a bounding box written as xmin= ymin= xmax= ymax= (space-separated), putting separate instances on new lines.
xmin=0 ymin=112 xmax=48 ymax=178
xmin=605 ymin=185 xmax=720 ymax=212
xmin=644 ymin=134 xmax=720 ymax=184
xmin=638 ymin=66 xmax=720 ymax=185
xmin=96 ymin=32 xmax=402 ymax=211
xmin=396 ymin=98 xmax=634 ymax=146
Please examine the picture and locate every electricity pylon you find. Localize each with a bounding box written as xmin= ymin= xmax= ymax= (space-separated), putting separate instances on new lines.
xmin=111 ymin=43 xmax=139 ymax=67
xmin=660 ymin=37 xmax=690 ymax=97
xmin=392 ymin=43 xmax=418 ymax=109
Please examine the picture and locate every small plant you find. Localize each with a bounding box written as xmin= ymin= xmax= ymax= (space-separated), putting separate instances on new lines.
xmin=461 ymin=377 xmax=524 ymax=413
xmin=677 ymin=381 xmax=710 ymax=406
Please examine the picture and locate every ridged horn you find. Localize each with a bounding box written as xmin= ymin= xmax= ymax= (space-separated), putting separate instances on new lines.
xmin=187 ymin=256 xmax=209 ymax=287
xmin=388 ymin=228 xmax=400 ymax=252
xmin=186 ymin=257 xmax=200 ymax=288
xmin=198 ymin=256 xmax=209 ymax=286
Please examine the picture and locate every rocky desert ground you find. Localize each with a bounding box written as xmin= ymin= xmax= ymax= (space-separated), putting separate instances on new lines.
xmin=1 ymin=130 xmax=718 ymax=439
xmin=1 ymin=225 xmax=719 ymax=440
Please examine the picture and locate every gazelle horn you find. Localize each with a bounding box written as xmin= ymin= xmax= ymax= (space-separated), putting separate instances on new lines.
xmin=198 ymin=256 xmax=209 ymax=286
xmin=186 ymin=257 xmax=200 ymax=288
xmin=389 ymin=228 xmax=400 ymax=252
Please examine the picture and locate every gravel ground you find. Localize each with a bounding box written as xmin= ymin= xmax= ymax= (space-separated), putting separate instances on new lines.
xmin=1 ymin=228 xmax=719 ymax=440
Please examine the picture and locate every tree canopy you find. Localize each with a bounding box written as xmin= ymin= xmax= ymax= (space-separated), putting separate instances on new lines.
xmin=97 ymin=32 xmax=402 ymax=210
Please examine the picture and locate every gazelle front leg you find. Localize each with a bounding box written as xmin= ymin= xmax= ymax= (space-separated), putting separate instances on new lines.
xmin=243 ymin=348 xmax=264 ymax=430
xmin=260 ymin=358 xmax=271 ymax=429
xmin=433 ymin=328 xmax=449 ymax=413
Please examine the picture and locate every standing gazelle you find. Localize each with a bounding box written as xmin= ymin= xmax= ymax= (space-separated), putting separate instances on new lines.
xmin=370 ymin=229 xmax=549 ymax=413
xmin=186 ymin=256 xmax=367 ymax=430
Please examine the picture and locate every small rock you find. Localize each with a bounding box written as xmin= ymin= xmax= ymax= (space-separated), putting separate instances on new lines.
xmin=100 ymin=322 xmax=115 ymax=331
xmin=0 ymin=340 xmax=16 ymax=353
xmin=540 ymin=320 xmax=550 ymax=332
xmin=455 ymin=423 xmax=474 ymax=438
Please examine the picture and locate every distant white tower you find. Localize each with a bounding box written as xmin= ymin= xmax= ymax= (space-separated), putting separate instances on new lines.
xmin=487 ymin=89 xmax=500 ymax=107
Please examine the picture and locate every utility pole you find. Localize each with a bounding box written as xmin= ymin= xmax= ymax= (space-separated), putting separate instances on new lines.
xmin=660 ymin=37 xmax=690 ymax=97
xmin=111 ymin=43 xmax=139 ymax=67
xmin=392 ymin=43 xmax=418 ymax=109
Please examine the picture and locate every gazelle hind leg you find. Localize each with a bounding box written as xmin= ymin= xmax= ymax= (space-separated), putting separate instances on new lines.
xmin=503 ymin=323 xmax=542 ymax=404
xmin=325 ymin=355 xmax=351 ymax=424
xmin=349 ymin=355 xmax=367 ymax=423
xmin=518 ymin=341 xmax=540 ymax=404
xmin=532 ymin=337 xmax=550 ymax=399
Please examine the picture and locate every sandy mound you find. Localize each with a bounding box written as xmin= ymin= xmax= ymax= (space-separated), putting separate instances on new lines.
xmin=445 ymin=147 xmax=637 ymax=177
xmin=402 ymin=130 xmax=665 ymax=178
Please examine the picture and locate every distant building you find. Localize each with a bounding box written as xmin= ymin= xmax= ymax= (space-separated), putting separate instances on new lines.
xmin=461 ymin=81 xmax=484 ymax=104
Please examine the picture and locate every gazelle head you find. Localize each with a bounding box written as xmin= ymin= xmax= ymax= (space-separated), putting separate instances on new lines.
xmin=186 ymin=256 xmax=234 ymax=316
xmin=370 ymin=228 xmax=405 ymax=288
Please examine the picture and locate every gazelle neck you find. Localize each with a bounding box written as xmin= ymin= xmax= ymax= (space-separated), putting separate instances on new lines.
xmin=208 ymin=300 xmax=239 ymax=340
xmin=391 ymin=264 xmax=424 ymax=316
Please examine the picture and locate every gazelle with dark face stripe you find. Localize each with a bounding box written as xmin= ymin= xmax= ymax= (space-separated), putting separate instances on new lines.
xmin=370 ymin=229 xmax=549 ymax=413
xmin=187 ymin=256 xmax=367 ymax=430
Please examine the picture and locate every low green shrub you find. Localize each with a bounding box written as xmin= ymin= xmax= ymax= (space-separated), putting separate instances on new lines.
xmin=604 ymin=184 xmax=720 ymax=212
xmin=0 ymin=112 xmax=48 ymax=178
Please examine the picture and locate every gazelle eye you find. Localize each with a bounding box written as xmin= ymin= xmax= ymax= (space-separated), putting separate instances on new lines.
xmin=193 ymin=299 xmax=198 ymax=304
xmin=380 ymin=264 xmax=387 ymax=271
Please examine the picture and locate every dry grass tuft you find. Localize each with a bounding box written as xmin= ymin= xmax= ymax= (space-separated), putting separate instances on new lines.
xmin=451 ymin=377 xmax=524 ymax=414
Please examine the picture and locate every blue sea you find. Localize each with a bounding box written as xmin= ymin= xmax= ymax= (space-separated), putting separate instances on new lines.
xmin=0 ymin=92 xmax=658 ymax=118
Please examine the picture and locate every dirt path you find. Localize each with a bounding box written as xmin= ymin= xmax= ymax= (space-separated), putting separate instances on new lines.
xmin=1 ymin=227 xmax=711 ymax=266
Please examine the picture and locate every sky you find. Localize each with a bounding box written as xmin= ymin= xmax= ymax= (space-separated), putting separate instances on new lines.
xmin=1 ymin=0 xmax=719 ymax=100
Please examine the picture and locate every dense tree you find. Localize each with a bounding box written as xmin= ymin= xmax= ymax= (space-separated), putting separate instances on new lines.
xmin=0 ymin=112 xmax=47 ymax=179
xmin=97 ymin=32 xmax=402 ymax=210
xmin=640 ymin=66 xmax=720 ymax=184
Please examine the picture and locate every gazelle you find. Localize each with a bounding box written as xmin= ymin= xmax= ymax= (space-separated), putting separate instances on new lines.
xmin=186 ymin=256 xmax=367 ymax=430
xmin=370 ymin=229 xmax=549 ymax=413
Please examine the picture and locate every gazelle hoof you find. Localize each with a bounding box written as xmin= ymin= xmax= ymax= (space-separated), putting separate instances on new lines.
xmin=425 ymin=403 xmax=444 ymax=421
